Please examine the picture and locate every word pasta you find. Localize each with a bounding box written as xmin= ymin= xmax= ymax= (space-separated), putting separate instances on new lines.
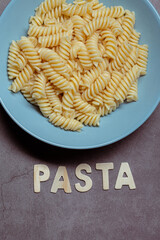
xmin=8 ymin=0 xmax=148 ymax=131
xmin=34 ymin=163 xmax=136 ymax=193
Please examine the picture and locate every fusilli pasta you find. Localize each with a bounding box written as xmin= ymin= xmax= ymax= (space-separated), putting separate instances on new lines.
xmin=8 ymin=0 xmax=148 ymax=132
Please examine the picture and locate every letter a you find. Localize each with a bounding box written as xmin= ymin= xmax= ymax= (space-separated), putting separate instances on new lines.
xmin=115 ymin=163 xmax=136 ymax=190
xmin=51 ymin=166 xmax=72 ymax=193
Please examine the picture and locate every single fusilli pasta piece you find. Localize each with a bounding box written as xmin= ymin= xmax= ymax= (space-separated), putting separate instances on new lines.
xmin=62 ymin=2 xmax=92 ymax=16
xmin=137 ymin=44 xmax=148 ymax=75
xmin=121 ymin=46 xmax=139 ymax=74
xmin=93 ymin=71 xmax=123 ymax=108
xmin=114 ymin=65 xmax=141 ymax=103
xmin=49 ymin=112 xmax=83 ymax=131
xmin=38 ymin=30 xmax=72 ymax=47
xmin=74 ymin=93 xmax=96 ymax=113
xmin=45 ymin=81 xmax=62 ymax=114
xmin=86 ymin=32 xmax=103 ymax=64
xmin=101 ymin=29 xmax=117 ymax=59
xmin=82 ymin=71 xmax=110 ymax=101
xmin=58 ymin=36 xmax=71 ymax=60
xmin=42 ymin=62 xmax=71 ymax=91
xmin=81 ymin=59 xmax=107 ymax=87
xmin=75 ymin=112 xmax=100 ymax=126
xmin=126 ymin=80 xmax=138 ymax=102
xmin=36 ymin=0 xmax=66 ymax=15
xmin=36 ymin=96 xmax=53 ymax=117
xmin=118 ymin=11 xmax=135 ymax=44
xmin=7 ymin=67 xmax=20 ymax=80
xmin=70 ymin=73 xmax=81 ymax=94
xmin=8 ymin=40 xmax=21 ymax=67
xmin=108 ymin=41 xmax=132 ymax=72
xmin=44 ymin=6 xmax=62 ymax=19
xmin=29 ymin=15 xmax=44 ymax=26
xmin=74 ymin=28 xmax=86 ymax=42
xmin=12 ymin=52 xmax=27 ymax=71
xmin=18 ymin=37 xmax=42 ymax=71
xmin=28 ymin=23 xmax=63 ymax=37
xmin=82 ymin=17 xmax=123 ymax=37
xmin=62 ymin=90 xmax=75 ymax=111
xmin=39 ymin=48 xmax=70 ymax=78
xmin=76 ymin=42 xmax=93 ymax=70
xmin=129 ymin=29 xmax=141 ymax=47
xmin=92 ymin=6 xmax=125 ymax=18
xmin=8 ymin=64 xmax=34 ymax=93
xmin=21 ymin=81 xmax=37 ymax=105
xmin=32 ymin=72 xmax=47 ymax=99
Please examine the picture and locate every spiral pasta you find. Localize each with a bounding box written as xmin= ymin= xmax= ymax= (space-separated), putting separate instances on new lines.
xmin=58 ymin=36 xmax=71 ymax=60
xmin=29 ymin=15 xmax=44 ymax=26
xmin=71 ymin=15 xmax=86 ymax=28
xmin=11 ymin=52 xmax=27 ymax=72
xmin=62 ymin=2 xmax=92 ymax=16
xmin=21 ymin=81 xmax=37 ymax=105
xmin=36 ymin=96 xmax=53 ymax=117
xmin=108 ymin=41 xmax=132 ymax=72
xmin=49 ymin=112 xmax=83 ymax=131
xmin=86 ymin=32 xmax=103 ymax=64
xmin=101 ymin=29 xmax=117 ymax=59
xmin=82 ymin=71 xmax=110 ymax=101
xmin=121 ymin=46 xmax=139 ymax=74
xmin=8 ymin=64 xmax=34 ymax=93
xmin=8 ymin=40 xmax=21 ymax=67
xmin=32 ymin=72 xmax=47 ymax=99
xmin=127 ymin=80 xmax=138 ymax=102
xmin=38 ymin=30 xmax=72 ymax=47
xmin=93 ymin=71 xmax=123 ymax=108
xmin=8 ymin=0 xmax=148 ymax=132
xmin=91 ymin=0 xmax=105 ymax=11
xmin=76 ymin=42 xmax=93 ymax=69
xmin=129 ymin=29 xmax=141 ymax=47
xmin=75 ymin=112 xmax=100 ymax=126
xmin=74 ymin=93 xmax=96 ymax=113
xmin=81 ymin=59 xmax=107 ymax=87
xmin=118 ymin=11 xmax=135 ymax=44
xmin=18 ymin=37 xmax=42 ymax=71
xmin=45 ymin=81 xmax=62 ymax=114
xmin=28 ymin=23 xmax=63 ymax=38
xmin=92 ymin=6 xmax=125 ymax=19
xmin=36 ymin=0 xmax=66 ymax=15
xmin=39 ymin=48 xmax=70 ymax=78
xmin=8 ymin=67 xmax=20 ymax=80
xmin=42 ymin=62 xmax=71 ymax=91
xmin=114 ymin=65 xmax=141 ymax=104
xmin=45 ymin=6 xmax=63 ymax=19
xmin=137 ymin=44 xmax=148 ymax=76
xmin=82 ymin=17 xmax=123 ymax=37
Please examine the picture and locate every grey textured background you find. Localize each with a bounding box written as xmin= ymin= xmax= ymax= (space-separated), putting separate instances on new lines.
xmin=0 ymin=1 xmax=160 ymax=240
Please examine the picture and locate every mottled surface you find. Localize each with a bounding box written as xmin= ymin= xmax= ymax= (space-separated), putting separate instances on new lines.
xmin=0 ymin=1 xmax=160 ymax=240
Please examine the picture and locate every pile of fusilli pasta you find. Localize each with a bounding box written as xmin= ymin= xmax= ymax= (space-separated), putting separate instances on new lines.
xmin=8 ymin=0 xmax=148 ymax=131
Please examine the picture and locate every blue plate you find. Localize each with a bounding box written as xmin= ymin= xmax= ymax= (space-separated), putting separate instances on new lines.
xmin=0 ymin=0 xmax=160 ymax=149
